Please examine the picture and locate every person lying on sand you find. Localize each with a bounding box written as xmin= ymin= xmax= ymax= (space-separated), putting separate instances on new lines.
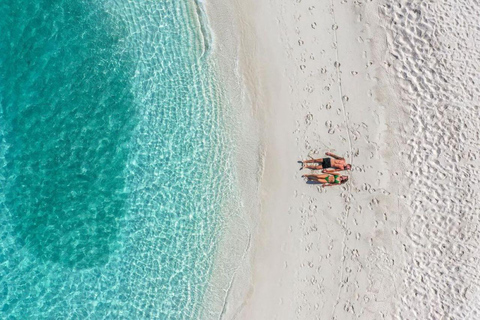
xmin=301 ymin=152 xmax=351 ymax=171
xmin=302 ymin=173 xmax=349 ymax=187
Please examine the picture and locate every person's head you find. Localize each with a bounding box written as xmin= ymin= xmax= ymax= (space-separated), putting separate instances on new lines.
xmin=345 ymin=164 xmax=352 ymax=170
xmin=340 ymin=176 xmax=349 ymax=184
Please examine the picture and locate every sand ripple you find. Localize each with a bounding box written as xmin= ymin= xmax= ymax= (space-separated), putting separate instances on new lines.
xmin=381 ymin=0 xmax=480 ymax=318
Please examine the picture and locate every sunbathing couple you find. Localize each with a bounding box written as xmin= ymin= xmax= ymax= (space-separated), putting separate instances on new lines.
xmin=301 ymin=152 xmax=351 ymax=187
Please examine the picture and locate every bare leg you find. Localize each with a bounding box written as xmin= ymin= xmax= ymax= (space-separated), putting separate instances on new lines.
xmin=302 ymin=158 xmax=324 ymax=164
xmin=302 ymin=173 xmax=329 ymax=180
xmin=304 ymin=164 xmax=323 ymax=170
xmin=304 ymin=176 xmax=328 ymax=184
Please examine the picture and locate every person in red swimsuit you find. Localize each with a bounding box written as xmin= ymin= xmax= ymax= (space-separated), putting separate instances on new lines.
xmin=301 ymin=152 xmax=351 ymax=171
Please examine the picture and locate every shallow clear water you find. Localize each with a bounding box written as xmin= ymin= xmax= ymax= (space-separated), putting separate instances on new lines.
xmin=0 ymin=0 xmax=231 ymax=318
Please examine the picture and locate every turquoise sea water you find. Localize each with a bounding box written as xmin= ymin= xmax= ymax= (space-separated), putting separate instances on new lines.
xmin=0 ymin=0 xmax=233 ymax=318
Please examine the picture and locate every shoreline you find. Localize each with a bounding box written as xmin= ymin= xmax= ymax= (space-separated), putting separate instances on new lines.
xmin=199 ymin=0 xmax=262 ymax=318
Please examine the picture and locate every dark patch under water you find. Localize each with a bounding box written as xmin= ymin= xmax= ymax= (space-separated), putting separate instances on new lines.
xmin=0 ymin=0 xmax=136 ymax=269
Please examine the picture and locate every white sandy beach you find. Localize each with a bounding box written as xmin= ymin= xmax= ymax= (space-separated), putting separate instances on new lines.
xmin=205 ymin=0 xmax=480 ymax=319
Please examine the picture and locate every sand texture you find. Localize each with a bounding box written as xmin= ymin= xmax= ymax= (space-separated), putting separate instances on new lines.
xmin=381 ymin=1 xmax=480 ymax=319
xmin=205 ymin=0 xmax=480 ymax=319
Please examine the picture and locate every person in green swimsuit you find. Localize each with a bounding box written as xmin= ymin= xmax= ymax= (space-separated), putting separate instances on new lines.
xmin=302 ymin=172 xmax=348 ymax=187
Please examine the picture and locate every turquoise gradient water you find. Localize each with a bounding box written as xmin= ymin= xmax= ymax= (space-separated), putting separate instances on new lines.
xmin=0 ymin=0 xmax=232 ymax=318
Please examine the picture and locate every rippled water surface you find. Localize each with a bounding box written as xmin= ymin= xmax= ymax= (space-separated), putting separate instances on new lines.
xmin=0 ymin=0 xmax=231 ymax=318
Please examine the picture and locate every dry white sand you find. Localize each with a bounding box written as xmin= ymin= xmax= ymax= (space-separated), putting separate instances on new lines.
xmin=203 ymin=0 xmax=480 ymax=319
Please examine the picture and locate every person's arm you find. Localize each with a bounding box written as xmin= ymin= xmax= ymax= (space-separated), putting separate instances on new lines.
xmin=322 ymin=183 xmax=333 ymax=187
xmin=325 ymin=152 xmax=344 ymax=160
xmin=321 ymin=168 xmax=338 ymax=173
xmin=327 ymin=152 xmax=344 ymax=160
